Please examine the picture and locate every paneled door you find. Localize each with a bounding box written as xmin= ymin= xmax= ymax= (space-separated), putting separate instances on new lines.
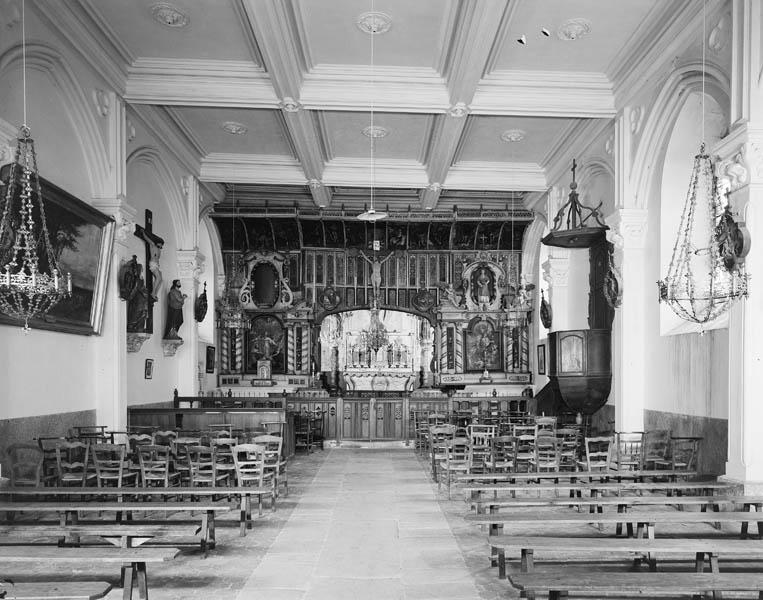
xmin=373 ymin=399 xmax=405 ymax=440
xmin=342 ymin=398 xmax=371 ymax=440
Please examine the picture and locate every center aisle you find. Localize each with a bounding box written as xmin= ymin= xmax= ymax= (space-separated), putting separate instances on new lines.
xmin=235 ymin=448 xmax=481 ymax=600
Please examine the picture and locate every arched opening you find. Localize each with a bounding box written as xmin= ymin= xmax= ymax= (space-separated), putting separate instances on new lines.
xmin=319 ymin=309 xmax=434 ymax=394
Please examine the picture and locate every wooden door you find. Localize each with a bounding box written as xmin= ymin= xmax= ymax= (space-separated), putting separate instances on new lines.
xmin=373 ymin=399 xmax=404 ymax=440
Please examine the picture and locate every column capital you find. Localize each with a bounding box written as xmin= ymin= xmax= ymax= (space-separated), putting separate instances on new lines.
xmin=91 ymin=197 xmax=137 ymax=250
xmin=609 ymin=208 xmax=649 ymax=249
xmin=175 ymin=248 xmax=206 ymax=282
xmin=543 ymin=249 xmax=570 ymax=287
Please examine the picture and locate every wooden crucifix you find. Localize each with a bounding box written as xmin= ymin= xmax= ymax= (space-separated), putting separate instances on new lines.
xmin=134 ymin=209 xmax=165 ymax=333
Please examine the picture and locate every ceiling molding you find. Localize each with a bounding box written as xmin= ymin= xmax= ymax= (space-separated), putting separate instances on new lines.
xmin=420 ymin=114 xmax=469 ymax=209
xmin=608 ymin=0 xmax=726 ymax=108
xmin=417 ymin=114 xmax=437 ymax=165
xmin=32 ymin=0 xmax=131 ymax=93
xmin=125 ymin=58 xmax=277 ymax=107
xmin=127 ymin=104 xmax=202 ymax=176
xmin=542 ymin=119 xmax=613 ymax=189
xmin=482 ymin=0 xmax=522 ymax=76
xmin=323 ymin=158 xmax=429 ymax=189
xmin=300 ymin=65 xmax=450 ymax=113
xmin=163 ymin=106 xmax=208 ymax=157
xmin=472 ymin=70 xmax=616 ymax=117
xmin=440 ymin=0 xmax=509 ymax=102
xmin=445 ymin=161 xmax=547 ymax=191
xmin=433 ymin=0 xmax=461 ymax=75
xmin=200 ymin=153 xmax=306 ymax=185
xmin=280 ymin=109 xmax=332 ymax=206
xmin=239 ymin=0 xmax=306 ymax=98
xmin=230 ymin=0 xmax=265 ymax=67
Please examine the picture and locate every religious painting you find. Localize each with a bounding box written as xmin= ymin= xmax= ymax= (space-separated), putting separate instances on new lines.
xmin=250 ymin=262 xmax=280 ymax=308
xmin=560 ymin=333 xmax=584 ymax=374
xmin=301 ymin=220 xmax=325 ymax=247
xmin=205 ymin=345 xmax=216 ymax=373
xmin=387 ymin=222 xmax=407 ymax=250
xmin=248 ymin=218 xmax=274 ymax=251
xmin=471 ymin=263 xmax=496 ymax=305
xmin=464 ymin=318 xmax=502 ymax=372
xmin=324 ymin=220 xmax=345 ymax=248
xmin=537 ymin=344 xmax=546 ymax=375
xmin=246 ymin=315 xmax=285 ymax=374
xmin=428 ymin=222 xmax=452 ymax=250
xmin=272 ymin=218 xmax=301 ymax=250
xmin=0 ymin=166 xmax=114 ymax=335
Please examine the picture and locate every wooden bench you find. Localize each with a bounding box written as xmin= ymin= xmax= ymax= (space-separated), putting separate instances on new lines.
xmin=457 ymin=468 xmax=698 ymax=483
xmin=0 ymin=486 xmax=273 ymax=537
xmin=0 ymin=522 xmax=200 ymax=547
xmin=508 ymin=572 xmax=763 ymax=599
xmin=462 ymin=480 xmax=735 ymax=499
xmin=0 ymin=581 xmax=111 ymax=600
xmin=488 ymin=535 xmax=763 ymax=578
xmin=0 ymin=501 xmax=230 ymax=556
xmin=0 ymin=546 xmax=179 ymax=600
xmin=465 ymin=510 xmax=763 ymax=538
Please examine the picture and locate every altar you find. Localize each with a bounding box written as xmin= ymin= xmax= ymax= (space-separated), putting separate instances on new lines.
xmin=343 ymin=369 xmax=416 ymax=392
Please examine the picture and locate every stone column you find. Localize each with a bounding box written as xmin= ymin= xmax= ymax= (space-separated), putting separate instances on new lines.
xmin=609 ymin=208 xmax=649 ymax=432
xmin=172 ymin=249 xmax=205 ymax=395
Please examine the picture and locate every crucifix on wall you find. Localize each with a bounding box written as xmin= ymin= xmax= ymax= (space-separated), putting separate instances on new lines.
xmin=134 ymin=209 xmax=165 ymax=334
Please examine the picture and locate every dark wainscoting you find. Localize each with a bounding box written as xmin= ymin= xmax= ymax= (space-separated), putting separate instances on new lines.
xmin=645 ymin=409 xmax=728 ymax=477
xmin=0 ymin=409 xmax=96 ymax=478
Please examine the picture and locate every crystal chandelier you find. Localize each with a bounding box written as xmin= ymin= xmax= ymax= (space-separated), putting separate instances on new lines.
xmin=0 ymin=3 xmax=71 ymax=331
xmin=657 ymin=146 xmax=748 ymax=323
xmin=218 ymin=184 xmax=250 ymax=330
xmin=359 ymin=307 xmax=389 ymax=353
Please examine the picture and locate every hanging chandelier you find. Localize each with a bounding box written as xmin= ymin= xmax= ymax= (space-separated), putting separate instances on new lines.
xmin=0 ymin=2 xmax=71 ymax=331
xmin=657 ymin=145 xmax=748 ymax=323
xmin=359 ymin=307 xmax=389 ymax=353
xmin=218 ymin=184 xmax=250 ymax=330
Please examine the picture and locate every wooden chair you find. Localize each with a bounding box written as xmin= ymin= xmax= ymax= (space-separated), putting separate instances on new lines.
xmin=7 ymin=443 xmax=44 ymax=487
xmin=137 ymin=445 xmax=180 ymax=487
xmin=210 ymin=437 xmax=238 ymax=485
xmin=658 ymin=436 xmax=701 ymax=471
xmin=253 ymin=434 xmax=287 ymax=497
xmin=35 ymin=437 xmax=65 ymax=486
xmin=578 ymin=436 xmax=613 ymax=472
xmin=642 ymin=429 xmax=671 ymax=469
xmin=467 ymin=424 xmax=497 ymax=474
xmin=532 ymin=434 xmax=562 ymax=473
xmin=512 ymin=424 xmax=538 ymax=473
xmin=556 ymin=426 xmax=581 ymax=471
xmin=187 ymin=446 xmax=228 ymax=487
xmin=484 ymin=436 xmax=517 ymax=473
xmin=151 ymin=430 xmax=178 ymax=447
xmin=171 ymin=437 xmax=201 ymax=485
xmin=611 ymin=431 xmax=644 ymax=471
xmin=428 ymin=424 xmax=456 ymax=481
xmin=294 ymin=413 xmax=314 ymax=453
xmin=440 ymin=437 xmax=470 ymax=498
xmin=91 ymin=443 xmax=138 ymax=487
xmin=535 ymin=416 xmax=557 ymax=435
xmin=55 ymin=441 xmax=96 ymax=487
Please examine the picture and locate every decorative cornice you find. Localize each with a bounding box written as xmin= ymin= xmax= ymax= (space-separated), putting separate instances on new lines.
xmin=445 ymin=162 xmax=547 ymax=191
xmin=200 ymin=154 xmax=306 ymax=185
xmin=91 ymin=197 xmax=137 ymax=248
xmin=322 ymin=158 xmax=428 ymax=189
xmin=472 ymin=70 xmax=615 ymax=118
xmin=300 ymin=65 xmax=449 ymax=113
xmin=125 ymin=58 xmax=276 ymax=107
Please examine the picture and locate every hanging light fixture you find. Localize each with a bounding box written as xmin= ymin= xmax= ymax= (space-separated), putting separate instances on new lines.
xmin=657 ymin=2 xmax=748 ymax=324
xmin=357 ymin=0 xmax=387 ymax=223
xmin=218 ymin=184 xmax=250 ymax=330
xmin=359 ymin=306 xmax=389 ymax=354
xmin=0 ymin=0 xmax=71 ymax=332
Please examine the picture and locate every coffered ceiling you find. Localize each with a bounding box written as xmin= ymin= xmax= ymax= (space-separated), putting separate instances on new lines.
xmin=45 ymin=0 xmax=688 ymax=213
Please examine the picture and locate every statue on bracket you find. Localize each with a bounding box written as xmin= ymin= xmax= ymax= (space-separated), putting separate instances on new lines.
xmin=120 ymin=255 xmax=149 ymax=333
xmin=164 ymin=279 xmax=187 ymax=340
xmin=473 ymin=265 xmax=495 ymax=305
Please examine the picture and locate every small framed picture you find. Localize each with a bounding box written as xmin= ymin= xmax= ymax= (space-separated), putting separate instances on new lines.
xmin=144 ymin=358 xmax=154 ymax=380
xmin=537 ymin=344 xmax=546 ymax=375
xmin=205 ymin=345 xmax=216 ymax=373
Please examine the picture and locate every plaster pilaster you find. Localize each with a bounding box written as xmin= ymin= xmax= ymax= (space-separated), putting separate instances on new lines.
xmin=173 ymin=249 xmax=205 ymax=395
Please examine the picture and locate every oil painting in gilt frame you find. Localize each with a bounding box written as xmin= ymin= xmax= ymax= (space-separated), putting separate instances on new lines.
xmin=0 ymin=165 xmax=115 ymax=335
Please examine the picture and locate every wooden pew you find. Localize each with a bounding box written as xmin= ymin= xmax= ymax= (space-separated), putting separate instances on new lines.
xmin=465 ymin=510 xmax=763 ymax=538
xmin=0 ymin=501 xmax=230 ymax=556
xmin=457 ymin=468 xmax=698 ymax=483
xmin=470 ymin=494 xmax=758 ymax=512
xmin=0 ymin=581 xmax=112 ymax=600
xmin=462 ymin=480 xmax=735 ymax=499
xmin=508 ymin=572 xmax=763 ymax=599
xmin=0 ymin=486 xmax=274 ymax=536
xmin=488 ymin=535 xmax=763 ymax=578
xmin=0 ymin=546 xmax=179 ymax=600
xmin=0 ymin=522 xmax=199 ymax=548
